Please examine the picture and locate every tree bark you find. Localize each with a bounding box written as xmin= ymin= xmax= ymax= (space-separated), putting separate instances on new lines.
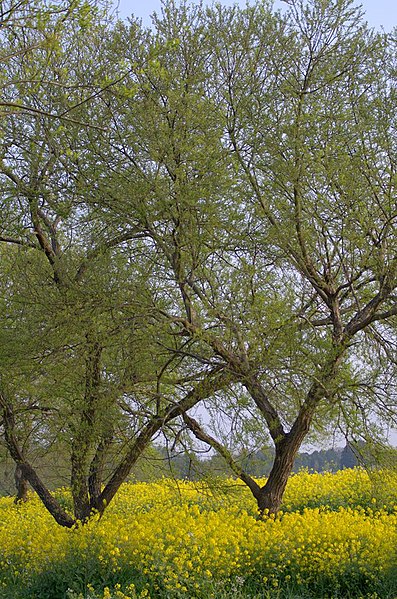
xmin=88 ymin=434 xmax=113 ymax=510
xmin=20 ymin=462 xmax=76 ymax=528
xmin=14 ymin=463 xmax=29 ymax=503
xmin=71 ymin=336 xmax=103 ymax=521
xmin=71 ymin=444 xmax=92 ymax=521
xmin=256 ymin=437 xmax=301 ymax=515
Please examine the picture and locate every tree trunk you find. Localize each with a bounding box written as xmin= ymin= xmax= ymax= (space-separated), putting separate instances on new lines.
xmin=256 ymin=438 xmax=299 ymax=515
xmin=71 ymin=443 xmax=92 ymax=521
xmin=97 ymin=370 xmax=231 ymax=515
xmin=20 ymin=462 xmax=76 ymax=528
xmin=71 ymin=335 xmax=102 ymax=521
xmin=257 ymin=407 xmax=314 ymax=516
xmin=97 ymin=418 xmax=160 ymax=514
xmin=14 ymin=463 xmax=29 ymax=503
xmin=88 ymin=434 xmax=113 ymax=511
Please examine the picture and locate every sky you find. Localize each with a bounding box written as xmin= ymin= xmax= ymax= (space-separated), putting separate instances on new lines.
xmin=112 ymin=0 xmax=397 ymax=30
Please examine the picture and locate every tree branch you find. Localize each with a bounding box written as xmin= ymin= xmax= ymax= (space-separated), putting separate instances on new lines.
xmin=97 ymin=367 xmax=233 ymax=512
xmin=0 ymin=101 xmax=106 ymax=130
xmin=182 ymin=412 xmax=261 ymax=500
xmin=0 ymin=389 xmax=75 ymax=527
xmin=0 ymin=235 xmax=37 ymax=249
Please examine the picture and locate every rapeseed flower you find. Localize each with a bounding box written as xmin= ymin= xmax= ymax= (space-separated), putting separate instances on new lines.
xmin=0 ymin=469 xmax=396 ymax=598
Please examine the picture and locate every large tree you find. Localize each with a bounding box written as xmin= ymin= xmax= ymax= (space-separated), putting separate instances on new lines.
xmin=86 ymin=0 xmax=397 ymax=515
xmin=0 ymin=0 xmax=232 ymax=526
xmin=1 ymin=0 xmax=397 ymax=525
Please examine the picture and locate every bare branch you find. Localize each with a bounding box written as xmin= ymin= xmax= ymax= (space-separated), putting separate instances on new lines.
xmin=182 ymin=411 xmax=262 ymax=500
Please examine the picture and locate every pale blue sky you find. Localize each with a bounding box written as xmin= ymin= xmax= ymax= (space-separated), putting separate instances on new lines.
xmin=112 ymin=0 xmax=397 ymax=30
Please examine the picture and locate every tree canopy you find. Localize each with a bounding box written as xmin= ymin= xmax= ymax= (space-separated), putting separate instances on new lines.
xmin=1 ymin=0 xmax=397 ymax=525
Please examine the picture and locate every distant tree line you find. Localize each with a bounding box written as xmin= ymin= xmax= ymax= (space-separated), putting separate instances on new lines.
xmin=0 ymin=441 xmax=372 ymax=496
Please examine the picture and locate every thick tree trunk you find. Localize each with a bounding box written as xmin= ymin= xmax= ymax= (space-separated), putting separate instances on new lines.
xmin=88 ymin=434 xmax=113 ymax=510
xmin=71 ymin=443 xmax=92 ymax=521
xmin=14 ymin=463 xmax=29 ymax=503
xmin=256 ymin=438 xmax=299 ymax=515
xmin=253 ymin=347 xmax=346 ymax=516
xmin=257 ymin=404 xmax=315 ymax=515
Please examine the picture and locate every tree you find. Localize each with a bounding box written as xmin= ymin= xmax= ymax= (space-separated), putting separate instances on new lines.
xmin=0 ymin=0 xmax=110 ymax=126
xmin=211 ymin=0 xmax=397 ymax=513
xmin=0 ymin=0 xmax=233 ymax=526
xmin=340 ymin=442 xmax=358 ymax=469
xmin=2 ymin=0 xmax=397 ymax=525
xmin=88 ymin=0 xmax=397 ymax=515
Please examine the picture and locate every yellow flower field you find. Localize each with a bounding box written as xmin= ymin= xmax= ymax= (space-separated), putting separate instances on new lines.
xmin=0 ymin=469 xmax=397 ymax=599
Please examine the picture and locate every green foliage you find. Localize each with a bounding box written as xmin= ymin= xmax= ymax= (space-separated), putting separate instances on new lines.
xmin=1 ymin=0 xmax=397 ymax=525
